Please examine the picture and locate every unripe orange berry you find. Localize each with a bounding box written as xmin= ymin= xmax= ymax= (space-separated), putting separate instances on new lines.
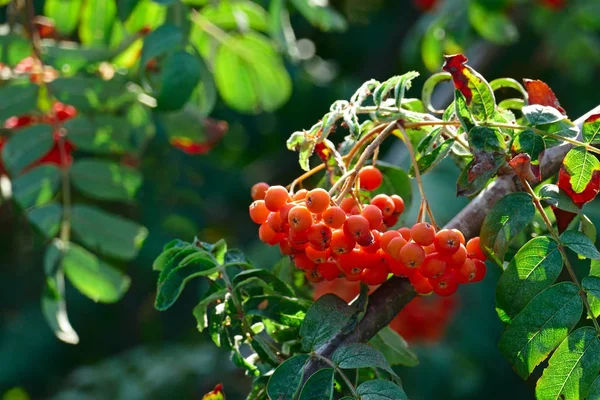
xmin=466 ymin=237 xmax=486 ymax=261
xmin=457 ymin=258 xmax=476 ymax=283
xmin=434 ymin=229 xmax=461 ymax=255
xmin=293 ymin=189 xmax=308 ymax=201
xmin=340 ymin=197 xmax=357 ymax=213
xmin=264 ymin=185 xmax=290 ymax=211
xmin=410 ymin=270 xmax=433 ymax=294
xmin=249 ymin=200 xmax=270 ymax=224
xmin=446 ymin=244 xmax=467 ymax=267
xmin=322 ymin=206 xmax=346 ymax=229
xmin=267 ymin=212 xmax=286 ymax=232
xmin=361 ymin=204 xmax=383 ymax=230
xmin=330 ymin=229 xmax=356 ymax=255
xmin=420 ymin=253 xmax=447 ymax=279
xmin=411 ymin=222 xmax=436 ymax=246
xmin=358 ymin=166 xmax=383 ymax=191
xmin=305 ymin=188 xmax=330 ymax=214
xmin=399 ymin=243 xmax=425 ymax=268
xmin=251 ymin=182 xmax=269 ymax=200
xmin=452 ymin=229 xmax=466 ymax=245
xmin=288 ymin=206 xmax=313 ymax=232
xmin=370 ymin=194 xmax=395 ymax=217
xmin=398 ymin=227 xmax=411 ymax=241
xmin=380 ymin=230 xmax=400 ymax=253
xmin=391 ymin=195 xmax=405 ymax=215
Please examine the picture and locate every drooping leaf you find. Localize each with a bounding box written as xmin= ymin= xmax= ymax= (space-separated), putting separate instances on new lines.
xmin=44 ymin=0 xmax=83 ymax=36
xmin=467 ymin=2 xmax=518 ymax=45
xmin=63 ymin=243 xmax=131 ymax=303
xmin=193 ymin=286 xmax=227 ymax=332
xmin=522 ymin=104 xmax=566 ymax=126
xmin=290 ymin=0 xmax=347 ymax=32
xmin=370 ymin=326 xmax=419 ymax=367
xmin=498 ymin=282 xmax=582 ymax=379
xmin=562 ymin=147 xmax=600 ymax=194
xmin=332 ymin=343 xmax=396 ymax=377
xmin=298 ymin=368 xmax=334 ymax=400
xmin=155 ymin=50 xmax=202 ymax=111
xmin=201 ymin=1 xmax=268 ymax=32
xmin=79 ymin=0 xmax=117 ymax=47
xmin=496 ymin=237 xmax=562 ymax=323
xmin=582 ymin=276 xmax=600 ymax=318
xmin=300 ymin=294 xmax=355 ymax=351
xmin=539 ymin=184 xmax=580 ymax=214
xmin=523 ymin=78 xmax=566 ymax=115
xmin=480 ymin=192 xmax=536 ymax=266
xmin=511 ymin=129 xmax=545 ymax=162
xmin=560 ymin=230 xmax=600 ymax=260
xmin=2 ymin=125 xmax=54 ymax=175
xmin=536 ymin=327 xmax=600 ymax=400
xmin=27 ymin=202 xmax=62 ymax=238
xmin=12 ymin=165 xmax=60 ymax=209
xmin=456 ymin=156 xmax=503 ymax=197
xmin=70 ymin=205 xmax=148 ymax=261
xmin=243 ymin=295 xmax=307 ymax=327
xmin=267 ymin=354 xmax=310 ymax=400
xmin=71 ymin=159 xmax=142 ymax=202
xmin=356 ymin=379 xmax=408 ymax=400
xmin=582 ymin=113 xmax=600 ymax=144
xmin=372 ymin=72 xmax=419 ymax=109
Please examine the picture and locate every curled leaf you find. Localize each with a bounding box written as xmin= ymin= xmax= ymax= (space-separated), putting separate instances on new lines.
xmin=509 ymin=153 xmax=540 ymax=183
xmin=523 ymin=78 xmax=566 ymax=115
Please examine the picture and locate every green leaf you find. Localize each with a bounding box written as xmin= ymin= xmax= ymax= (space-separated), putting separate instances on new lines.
xmin=298 ymin=368 xmax=334 ymax=400
xmin=152 ymin=242 xmax=193 ymax=271
xmin=0 ymin=83 xmax=38 ymax=121
xmin=455 ymin=90 xmax=475 ymax=132
xmin=213 ymin=33 xmax=291 ymax=114
xmin=356 ymin=379 xmax=408 ymax=400
xmin=49 ymin=77 xmax=127 ymax=113
xmin=155 ymin=50 xmax=202 ymax=111
xmin=498 ymin=282 xmax=582 ymax=379
xmin=561 ymin=230 xmax=600 ymax=260
xmin=374 ymin=161 xmax=413 ymax=213
xmin=155 ymin=251 xmax=219 ymax=310
xmin=480 ymin=192 xmax=536 ymax=266
xmin=582 ymin=276 xmax=600 ymax=318
xmin=71 ymin=205 xmax=148 ymax=261
xmin=300 ymin=294 xmax=355 ymax=352
xmin=588 ymin=376 xmax=600 ymax=400
xmin=123 ymin=0 xmax=166 ymax=33
xmin=468 ymin=2 xmax=518 ymax=45
xmin=290 ymin=0 xmax=347 ymax=32
xmin=463 ymin=66 xmax=495 ymax=122
xmin=536 ymin=327 xmax=600 ymax=400
xmin=267 ymin=354 xmax=310 ymax=400
xmin=583 ymin=114 xmax=600 ymax=145
xmin=539 ymin=184 xmax=580 ymax=214
xmin=192 ymin=287 xmax=227 ymax=332
xmin=71 ymin=159 xmax=142 ymax=202
xmin=243 ymin=295 xmax=307 ymax=327
xmin=65 ymin=114 xmax=141 ymax=155
xmin=469 ymin=126 xmax=505 ymax=152
xmin=42 ymin=275 xmax=80 ymax=344
xmin=63 ymin=243 xmax=131 ymax=303
xmin=201 ymin=1 xmax=268 ymax=32
xmin=581 ymin=214 xmax=597 ymax=244
xmin=79 ymin=0 xmax=117 ymax=47
xmin=562 ymin=147 xmax=600 ymax=194
xmin=233 ymin=269 xmax=294 ymax=297
xmin=2 ymin=125 xmax=54 ymax=175
xmin=333 ymin=343 xmax=396 ymax=377
xmin=523 ymin=104 xmax=565 ymax=126
xmin=539 ymin=119 xmax=579 ymax=148
xmin=27 ymin=202 xmax=62 ymax=238
xmin=511 ymin=129 xmax=545 ymax=162
xmin=410 ymin=139 xmax=455 ymax=177
xmin=157 ymin=247 xmax=202 ymax=281
xmin=140 ymin=24 xmax=183 ymax=68
xmin=496 ymin=237 xmax=562 ymax=323
xmin=44 ymin=0 xmax=83 ymax=35
xmin=12 ymin=165 xmax=60 ymax=209
xmin=370 ymin=326 xmax=419 ymax=367
xmin=421 ymin=24 xmax=444 ymax=72
xmin=372 ymin=72 xmax=419 ymax=108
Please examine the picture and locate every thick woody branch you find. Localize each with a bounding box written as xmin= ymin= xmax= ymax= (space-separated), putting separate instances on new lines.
xmin=306 ymin=103 xmax=600 ymax=371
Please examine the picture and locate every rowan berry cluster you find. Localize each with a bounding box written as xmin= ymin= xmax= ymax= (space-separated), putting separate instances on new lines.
xmin=249 ymin=166 xmax=487 ymax=297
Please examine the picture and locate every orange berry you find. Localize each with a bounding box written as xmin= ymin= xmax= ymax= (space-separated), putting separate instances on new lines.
xmin=330 ymin=229 xmax=356 ymax=255
xmin=386 ymin=236 xmax=408 ymax=260
xmin=251 ymin=182 xmax=269 ymax=200
xmin=457 ymin=258 xmax=476 ymax=283
xmin=358 ymin=166 xmax=383 ymax=191
xmin=452 ymin=229 xmax=466 ymax=245
xmin=249 ymin=200 xmax=270 ymax=224
xmin=360 ymin=262 xmax=388 ymax=285
xmin=293 ymin=253 xmax=316 ymax=271
xmin=420 ymin=253 xmax=447 ymax=279
xmin=307 ymin=222 xmax=332 ymax=250
xmin=410 ymin=222 xmax=436 ymax=246
xmin=391 ymin=195 xmax=405 ymax=215
xmin=370 ymin=194 xmax=395 ymax=217
xmin=279 ymin=240 xmax=294 ymax=256
xmin=383 ymin=214 xmax=399 ymax=228
xmin=318 ymin=262 xmax=340 ymax=281
xmin=289 ymin=239 xmax=309 ymax=252
xmin=264 ymin=185 xmax=290 ymax=211
xmin=259 ymin=223 xmax=282 ymax=245
xmin=340 ymin=197 xmax=357 ymax=213
xmin=410 ymin=270 xmax=433 ymax=294
xmin=288 ymin=227 xmax=308 ymax=244
xmin=279 ymin=203 xmax=295 ymax=224
xmin=305 ymin=188 xmax=330 ymax=214
xmin=337 ymin=249 xmax=367 ymax=276
xmin=288 ymin=206 xmax=313 ymax=232
xmin=430 ymin=270 xmax=459 ymax=296
xmin=361 ymin=204 xmax=383 ymax=230
xmin=387 ymin=253 xmax=414 ymax=277
xmin=434 ymin=229 xmax=461 ymax=255
xmin=466 ymin=237 xmax=486 ymax=261
xmin=471 ymin=259 xmax=486 ymax=282
xmin=446 ymin=244 xmax=467 ymax=267
xmin=399 ymin=243 xmax=425 ymax=268
xmin=398 ymin=227 xmax=411 ymax=241
xmin=306 ymin=246 xmax=331 ymax=263
xmin=380 ymin=230 xmax=400 ymax=253
xmin=267 ymin=212 xmax=286 ymax=232
xmin=423 ymin=244 xmax=436 ymax=254
xmin=362 ymin=230 xmax=381 ymax=253
xmin=322 ymin=206 xmax=346 ymax=229
xmin=293 ymin=189 xmax=308 ymax=201
xmin=343 ymin=215 xmax=371 ymax=242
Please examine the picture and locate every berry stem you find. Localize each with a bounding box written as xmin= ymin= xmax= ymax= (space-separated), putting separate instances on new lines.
xmin=310 ymin=352 xmax=358 ymax=397
xmin=519 ymin=177 xmax=600 ymax=334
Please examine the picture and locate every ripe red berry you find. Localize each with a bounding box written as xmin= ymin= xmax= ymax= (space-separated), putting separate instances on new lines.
xmin=267 ymin=212 xmax=286 ymax=232
xmin=340 ymin=197 xmax=358 ymax=213
xmin=399 ymin=243 xmax=426 ymax=268
xmin=305 ymin=188 xmax=330 ymax=214
xmin=264 ymin=185 xmax=290 ymax=211
xmin=370 ymin=194 xmax=395 ymax=217
xmin=330 ymin=229 xmax=356 ymax=255
xmin=249 ymin=200 xmax=270 ymax=224
xmin=383 ymin=214 xmax=399 ymax=228
xmin=293 ymin=189 xmax=308 ymax=200
xmin=322 ymin=206 xmax=346 ymax=229
xmin=410 ymin=270 xmax=433 ymax=294
xmin=362 ymin=230 xmax=381 ymax=253
xmin=251 ymin=182 xmax=269 ymax=200
xmin=288 ymin=206 xmax=313 ymax=232
xmin=279 ymin=240 xmax=294 ymax=256
xmin=431 ymin=270 xmax=459 ymax=296
xmin=387 ymin=253 xmax=414 ymax=277
xmin=259 ymin=223 xmax=282 ymax=245
xmin=446 ymin=244 xmax=467 ymax=267
xmin=391 ymin=195 xmax=405 ymax=215
xmin=318 ymin=262 xmax=340 ymax=281
xmin=466 ymin=237 xmax=486 ymax=261
xmin=337 ymin=249 xmax=368 ymax=276
xmin=457 ymin=258 xmax=476 ymax=283
xmin=306 ymin=222 xmax=333 ymax=250
xmin=293 ymin=253 xmax=316 ymax=271
xmin=411 ymin=222 xmax=436 ymax=246
xmin=361 ymin=205 xmax=383 ymax=230
xmin=471 ymin=259 xmax=487 ymax=282
xmin=343 ymin=215 xmax=371 ymax=241
xmin=420 ymin=253 xmax=447 ymax=279
xmin=306 ymin=269 xmax=324 ymax=283
xmin=434 ymin=229 xmax=461 ymax=255
xmin=279 ymin=203 xmax=295 ymax=224
xmin=306 ymin=246 xmax=331 ymax=264
xmin=380 ymin=230 xmax=400 ymax=253
xmin=358 ymin=166 xmax=383 ymax=191
xmin=360 ymin=262 xmax=388 ymax=285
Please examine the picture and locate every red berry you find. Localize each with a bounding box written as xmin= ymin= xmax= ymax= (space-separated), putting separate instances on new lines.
xmin=322 ymin=206 xmax=346 ymax=229
xmin=398 ymin=227 xmax=411 ymax=241
xmin=340 ymin=197 xmax=357 ymax=213
xmin=330 ymin=229 xmax=356 ymax=255
xmin=399 ymin=243 xmax=425 ymax=268
xmin=362 ymin=230 xmax=381 ymax=254
xmin=358 ymin=166 xmax=383 ymax=191
xmin=457 ymin=258 xmax=476 ymax=283
xmin=410 ymin=270 xmax=433 ymax=294
xmin=471 ymin=259 xmax=486 ymax=282
xmin=343 ymin=215 xmax=371 ymax=241
xmin=391 ymin=195 xmax=405 ymax=215
xmin=370 ymin=194 xmax=395 ymax=217
xmin=466 ymin=237 xmax=486 ymax=261
xmin=306 ymin=246 xmax=331 ymax=264
xmin=361 ymin=204 xmax=383 ymax=230
xmin=264 ymin=186 xmax=290 ymax=211
xmin=251 ymin=182 xmax=270 ymax=200
xmin=360 ymin=262 xmax=388 ymax=285
xmin=446 ymin=244 xmax=467 ymax=267
xmin=386 ymin=236 xmax=408 ymax=260
xmin=307 ymin=222 xmax=332 ymax=250
xmin=288 ymin=206 xmax=313 ymax=232
xmin=305 ymin=188 xmax=330 ymax=214
xmin=249 ymin=200 xmax=270 ymax=224
xmin=306 ymin=269 xmax=324 ymax=283
xmin=431 ymin=270 xmax=459 ymax=296
xmin=411 ymin=222 xmax=436 ymax=246
xmin=420 ymin=253 xmax=447 ymax=279
xmin=293 ymin=253 xmax=316 ymax=271
xmin=434 ymin=229 xmax=461 ymax=255
xmin=337 ymin=249 xmax=368 ymax=276
xmin=318 ymin=262 xmax=340 ymax=281
xmin=279 ymin=240 xmax=294 ymax=256
xmin=267 ymin=212 xmax=286 ymax=232
xmin=293 ymin=189 xmax=308 ymax=200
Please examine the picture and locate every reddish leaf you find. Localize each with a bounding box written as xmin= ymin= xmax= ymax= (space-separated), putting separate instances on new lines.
xmin=467 ymin=152 xmax=498 ymax=182
xmin=169 ymin=118 xmax=228 ymax=155
xmin=202 ymin=383 xmax=225 ymax=400
xmin=314 ymin=142 xmax=331 ymax=163
xmin=4 ymin=115 xmax=37 ymax=130
xmin=523 ymin=79 xmax=566 ymax=115
xmin=509 ymin=153 xmax=540 ymax=183
xmin=552 ymin=166 xmax=600 ymax=233
xmin=28 ymin=139 xmax=76 ymax=170
xmin=552 ymin=207 xmax=576 ymax=233
xmin=442 ymin=54 xmax=472 ymax=104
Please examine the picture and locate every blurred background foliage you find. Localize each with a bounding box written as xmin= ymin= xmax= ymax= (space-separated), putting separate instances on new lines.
xmin=0 ymin=0 xmax=599 ymax=399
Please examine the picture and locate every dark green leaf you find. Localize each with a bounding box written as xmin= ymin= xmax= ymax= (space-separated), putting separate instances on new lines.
xmin=581 ymin=214 xmax=597 ymax=244
xmin=155 ymin=50 xmax=202 ymax=111
xmin=496 ymin=237 xmax=562 ymax=323
xmin=44 ymin=0 xmax=82 ymax=35
xmin=333 ymin=343 xmax=396 ymax=377
xmin=583 ymin=114 xmax=600 ymax=145
xmin=157 ymin=247 xmax=203 ymax=283
xmin=498 ymin=282 xmax=582 ymax=379
xmin=536 ymin=327 xmax=600 ymax=400
xmin=410 ymin=139 xmax=455 ymax=176
xmin=12 ymin=165 xmax=60 ymax=209
xmin=480 ymin=192 xmax=536 ymax=265
xmin=71 ymin=159 xmax=142 ymax=202
xmin=298 ymin=368 xmax=334 ymax=400
xmin=233 ymin=269 xmax=294 ymax=297
xmin=300 ymin=294 xmax=355 ymax=352
xmin=562 ymin=147 xmax=600 ymax=194
xmin=2 ymin=125 xmax=54 ymax=175
xmin=583 ymin=276 xmax=600 ymax=318
xmin=588 ymin=375 xmax=600 ymax=400
xmin=0 ymin=83 xmax=38 ymax=121
xmin=192 ymin=287 xmax=227 ymax=332
xmin=153 ymin=244 xmax=195 ymax=272
xmin=561 ymin=230 xmax=600 ymax=260
xmin=155 ymin=251 xmax=219 ymax=310
xmin=243 ymin=295 xmax=307 ymax=327
xmin=42 ymin=274 xmax=80 ymax=344
xmin=539 ymin=119 xmax=579 ymax=148
xmin=511 ymin=129 xmax=545 ymax=162
xmin=456 ymin=156 xmax=503 ymax=197
xmin=468 ymin=2 xmax=518 ymax=45
xmin=71 ymin=205 xmax=148 ymax=261
xmin=523 ymin=105 xmax=565 ymax=126
xmin=370 ymin=326 xmax=419 ymax=367
xmin=267 ymin=354 xmax=310 ymax=400
xmin=63 ymin=243 xmax=131 ymax=303
xmin=27 ymin=202 xmax=62 ymax=238
xmin=356 ymin=379 xmax=408 ymax=400
xmin=372 ymin=72 xmax=419 ymax=108
xmin=64 ymin=116 xmax=132 ymax=154
xmin=539 ymin=184 xmax=580 ymax=214
xmin=468 ymin=126 xmax=505 ymax=152
xmin=141 ymin=24 xmax=183 ymax=68
xmin=79 ymin=0 xmax=117 ymax=47
xmin=455 ymin=90 xmax=475 ymax=131
xmin=290 ymin=0 xmax=347 ymax=32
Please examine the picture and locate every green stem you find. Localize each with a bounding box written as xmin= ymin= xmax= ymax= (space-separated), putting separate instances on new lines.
xmin=311 ymin=353 xmax=358 ymax=398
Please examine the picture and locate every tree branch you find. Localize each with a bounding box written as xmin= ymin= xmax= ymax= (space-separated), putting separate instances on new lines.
xmin=305 ymin=103 xmax=600 ymax=373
